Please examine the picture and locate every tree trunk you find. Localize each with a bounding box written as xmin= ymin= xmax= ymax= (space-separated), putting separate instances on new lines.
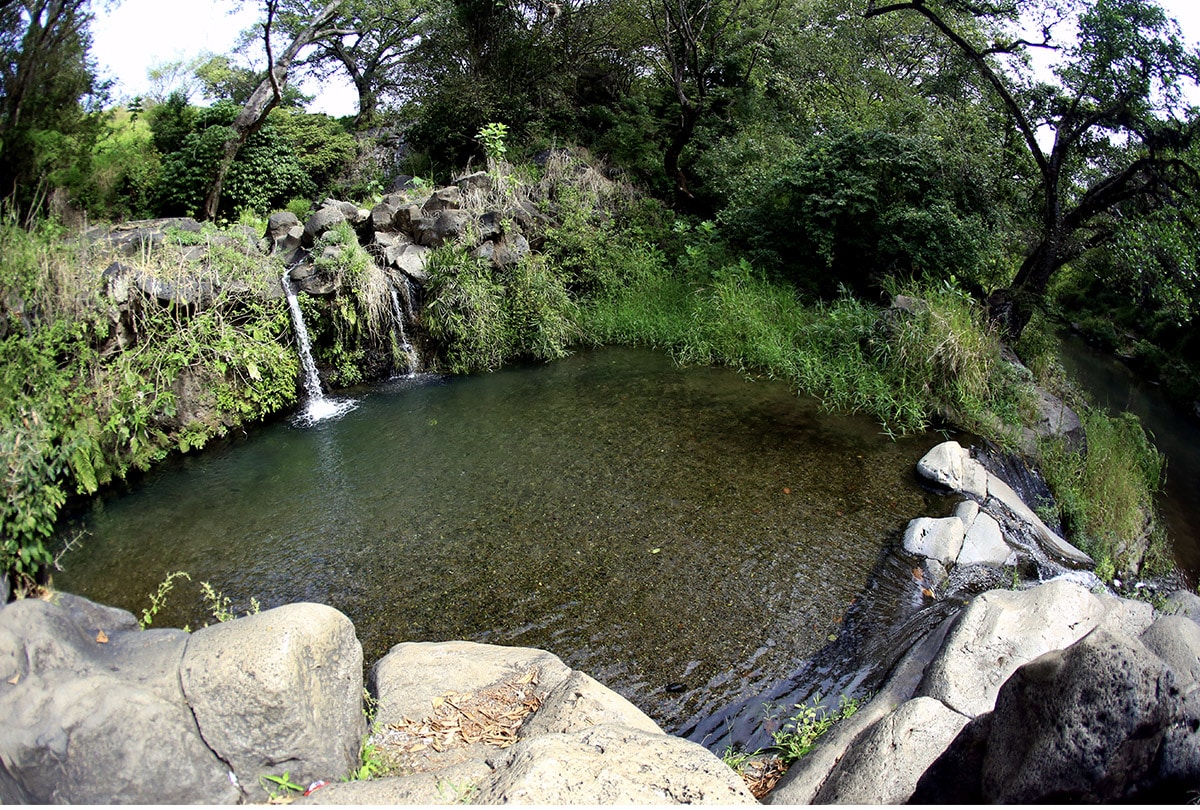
xmin=664 ymin=103 xmax=699 ymax=205
xmin=200 ymin=0 xmax=344 ymax=221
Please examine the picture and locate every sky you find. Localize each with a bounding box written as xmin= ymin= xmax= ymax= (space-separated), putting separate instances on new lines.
xmin=88 ymin=0 xmax=1200 ymax=119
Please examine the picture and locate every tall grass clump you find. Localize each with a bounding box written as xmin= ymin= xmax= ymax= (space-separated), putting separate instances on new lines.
xmin=1038 ymin=408 xmax=1168 ymax=580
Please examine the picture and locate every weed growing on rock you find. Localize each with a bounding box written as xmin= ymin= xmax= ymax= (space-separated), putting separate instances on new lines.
xmin=767 ymin=693 xmax=862 ymax=765
xmin=139 ymin=570 xmax=191 ymax=629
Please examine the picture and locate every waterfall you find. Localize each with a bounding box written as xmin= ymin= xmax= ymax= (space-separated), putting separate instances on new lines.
xmin=282 ymin=272 xmax=357 ymax=424
xmin=389 ymin=286 xmax=421 ymax=374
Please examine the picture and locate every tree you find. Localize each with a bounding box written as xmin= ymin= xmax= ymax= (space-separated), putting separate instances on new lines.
xmin=865 ymin=0 xmax=1200 ymax=339
xmin=643 ymin=0 xmax=782 ymax=203
xmin=289 ymin=0 xmax=425 ymax=128
xmin=0 ymin=0 xmax=105 ymax=216
xmin=200 ymin=0 xmax=344 ymax=221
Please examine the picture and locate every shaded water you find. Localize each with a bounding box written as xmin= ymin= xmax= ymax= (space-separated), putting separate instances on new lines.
xmin=57 ymin=348 xmax=947 ymax=738
xmin=1057 ymin=334 xmax=1200 ymax=582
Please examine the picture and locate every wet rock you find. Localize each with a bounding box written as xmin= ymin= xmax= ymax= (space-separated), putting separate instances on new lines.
xmin=987 ymin=475 xmax=1093 ymax=567
xmin=956 ymin=511 xmax=1014 ymax=567
xmin=391 ymin=244 xmax=430 ymax=281
xmin=903 ymin=516 xmax=964 ymax=566
xmin=813 ymin=696 xmax=970 ymax=804
xmin=180 ymin=603 xmax=364 ymax=802
xmin=922 ymin=558 xmax=949 ymax=595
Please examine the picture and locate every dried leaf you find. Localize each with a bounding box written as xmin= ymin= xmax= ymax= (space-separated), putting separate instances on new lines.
xmin=6 ymin=673 xmax=19 ymax=685
xmin=431 ymin=695 xmax=445 ymax=710
xmin=96 ymin=630 xmax=109 ymax=643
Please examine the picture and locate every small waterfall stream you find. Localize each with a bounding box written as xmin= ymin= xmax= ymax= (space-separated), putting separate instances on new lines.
xmin=389 ymin=286 xmax=421 ymax=374
xmin=282 ymin=271 xmax=357 ymax=424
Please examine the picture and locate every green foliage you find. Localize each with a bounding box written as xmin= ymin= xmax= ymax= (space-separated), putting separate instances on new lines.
xmin=1038 ymin=408 xmax=1166 ymax=579
xmin=139 ymin=571 xmax=192 ymax=629
xmin=0 ymin=216 xmax=299 ymax=585
xmin=722 ymin=128 xmax=991 ymax=295
xmin=268 ymin=108 xmax=358 ymax=193
xmin=766 ymin=694 xmax=863 ymax=765
xmin=154 ymin=102 xmax=315 ymax=218
xmin=476 ymin=122 xmax=509 ymax=163
xmin=200 ymin=581 xmax=262 ymax=624
xmin=260 ymin=772 xmax=305 ymax=801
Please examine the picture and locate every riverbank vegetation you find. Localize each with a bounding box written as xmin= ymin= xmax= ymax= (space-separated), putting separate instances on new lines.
xmin=2 ymin=0 xmax=1196 ymax=590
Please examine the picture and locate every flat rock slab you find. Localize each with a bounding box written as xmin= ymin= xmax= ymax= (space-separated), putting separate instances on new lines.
xmin=957 ymin=511 xmax=1014 ymax=567
xmin=903 ymin=516 xmax=965 ymax=566
xmin=987 ymin=475 xmax=1093 ymax=567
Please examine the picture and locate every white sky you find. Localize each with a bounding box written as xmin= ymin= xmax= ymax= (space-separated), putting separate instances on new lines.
xmin=89 ymin=0 xmax=1200 ymax=119
xmin=90 ymin=0 xmax=358 ymax=115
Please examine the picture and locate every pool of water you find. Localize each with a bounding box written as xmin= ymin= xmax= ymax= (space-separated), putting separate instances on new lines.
xmin=56 ymin=348 xmax=948 ymax=739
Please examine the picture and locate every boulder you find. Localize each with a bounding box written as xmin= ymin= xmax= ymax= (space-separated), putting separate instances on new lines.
xmin=180 ymin=603 xmax=364 ymax=802
xmin=391 ymin=244 xmax=430 ymax=281
xmin=414 ymin=209 xmax=471 ymax=248
xmin=0 ymin=597 xmax=239 ymax=804
xmin=455 ymin=171 xmax=493 ymax=193
xmin=980 ymin=628 xmax=1198 ymax=802
xmin=422 ymin=186 xmax=462 ymax=212
xmin=303 ymin=206 xmax=349 ymax=247
xmin=1026 ymin=385 xmax=1085 ymax=449
xmin=915 ymin=441 xmax=988 ymax=499
xmin=474 ymin=724 xmax=757 ymax=805
xmin=813 ymin=696 xmax=970 ymax=804
xmin=956 ymin=511 xmax=1014 ymax=567
xmin=1162 ymin=589 xmax=1200 ymax=624
xmin=519 ymin=670 xmax=662 ymax=737
xmin=474 ymin=233 xmax=531 ymax=267
xmin=917 ymin=580 xmax=1115 ymax=717
xmin=1139 ymin=615 xmax=1200 ymax=688
xmin=902 ymin=516 xmax=964 ymax=566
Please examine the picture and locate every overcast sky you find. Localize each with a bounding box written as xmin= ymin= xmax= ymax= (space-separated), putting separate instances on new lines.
xmin=89 ymin=0 xmax=1200 ymax=119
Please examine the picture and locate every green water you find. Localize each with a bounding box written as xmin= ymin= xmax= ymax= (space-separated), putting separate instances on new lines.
xmin=57 ymin=348 xmax=943 ymax=733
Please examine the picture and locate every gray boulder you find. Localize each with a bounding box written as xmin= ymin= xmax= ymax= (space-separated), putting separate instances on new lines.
xmin=956 ymin=511 xmax=1014 ymax=567
xmin=474 ymin=233 xmax=531 ymax=267
xmin=916 ymin=440 xmax=988 ymax=499
xmin=981 ymin=628 xmax=1198 ymax=802
xmin=987 ymin=474 xmax=1094 ymax=567
xmin=474 ymin=724 xmax=756 ymax=805
xmin=0 ymin=597 xmax=239 ymax=804
xmin=1162 ymin=589 xmax=1200 ymax=624
xmin=519 ymin=670 xmax=662 ymax=737
xmin=422 ymin=187 xmax=462 ymax=212
xmin=918 ymin=580 xmax=1116 ymax=717
xmin=414 ymin=210 xmax=471 ymax=248
xmin=304 ymin=205 xmax=349 ymax=247
xmin=455 ymin=171 xmax=493 ymax=193
xmin=902 ymin=516 xmax=964 ymax=566
xmin=813 ymin=696 xmax=969 ymax=804
xmin=181 ymin=603 xmax=364 ymax=802
xmin=1139 ymin=615 xmax=1200 ymax=688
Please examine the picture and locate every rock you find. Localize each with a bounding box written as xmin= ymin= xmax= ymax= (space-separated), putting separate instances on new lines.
xmin=922 ymin=558 xmax=949 ymax=595
xmin=519 ymin=671 xmax=662 ymax=737
xmin=980 ymin=628 xmax=1196 ymax=802
xmin=455 ymin=171 xmax=493 ymax=193
xmin=986 ymin=475 xmax=1094 ymax=567
xmin=392 ymin=244 xmax=430 ymax=281
xmin=954 ymin=499 xmax=980 ymax=526
xmin=902 ymin=516 xmax=964 ymax=566
xmin=422 ymin=186 xmax=462 ymax=212
xmin=303 ymin=206 xmax=349 ymax=247
xmin=0 ymin=597 xmax=239 ymax=804
xmin=474 ymin=724 xmax=757 ymax=805
xmin=917 ymin=580 xmax=1115 ymax=718
xmin=1139 ymin=615 xmax=1200 ymax=688
xmin=474 ymin=233 xmax=531 ymax=267
xmin=956 ymin=511 xmax=1014 ymax=567
xmin=391 ymin=204 xmax=424 ymax=236
xmin=414 ymin=209 xmax=471 ymax=248
xmin=1027 ymin=385 xmax=1085 ymax=449
xmin=813 ymin=696 xmax=970 ymax=804
xmin=1162 ymin=589 xmax=1200 ymax=624
xmin=0 ymin=573 xmax=7 ymax=605
xmin=265 ymin=211 xmax=301 ymax=241
xmin=180 ymin=603 xmax=364 ymax=802
xmin=295 ymin=757 xmax=494 ymax=805
xmin=915 ymin=441 xmax=988 ymax=499
xmin=908 ymin=713 xmax=991 ymax=803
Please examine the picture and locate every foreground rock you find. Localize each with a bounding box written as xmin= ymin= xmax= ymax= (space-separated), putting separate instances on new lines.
xmin=298 ymin=640 xmax=755 ymax=805
xmin=769 ymin=579 xmax=1200 ymax=804
xmin=0 ymin=597 xmax=751 ymax=805
xmin=0 ymin=597 xmax=363 ymax=803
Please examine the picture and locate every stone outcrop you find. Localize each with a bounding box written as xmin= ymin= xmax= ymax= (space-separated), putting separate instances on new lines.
xmin=296 ymin=639 xmax=755 ymax=805
xmin=0 ymin=596 xmax=363 ymax=804
xmin=770 ymin=579 xmax=1199 ymax=804
xmin=907 ymin=440 xmax=1094 ymax=586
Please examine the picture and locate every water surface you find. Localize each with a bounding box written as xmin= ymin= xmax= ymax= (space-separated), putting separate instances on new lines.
xmin=58 ymin=348 xmax=945 ymax=736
